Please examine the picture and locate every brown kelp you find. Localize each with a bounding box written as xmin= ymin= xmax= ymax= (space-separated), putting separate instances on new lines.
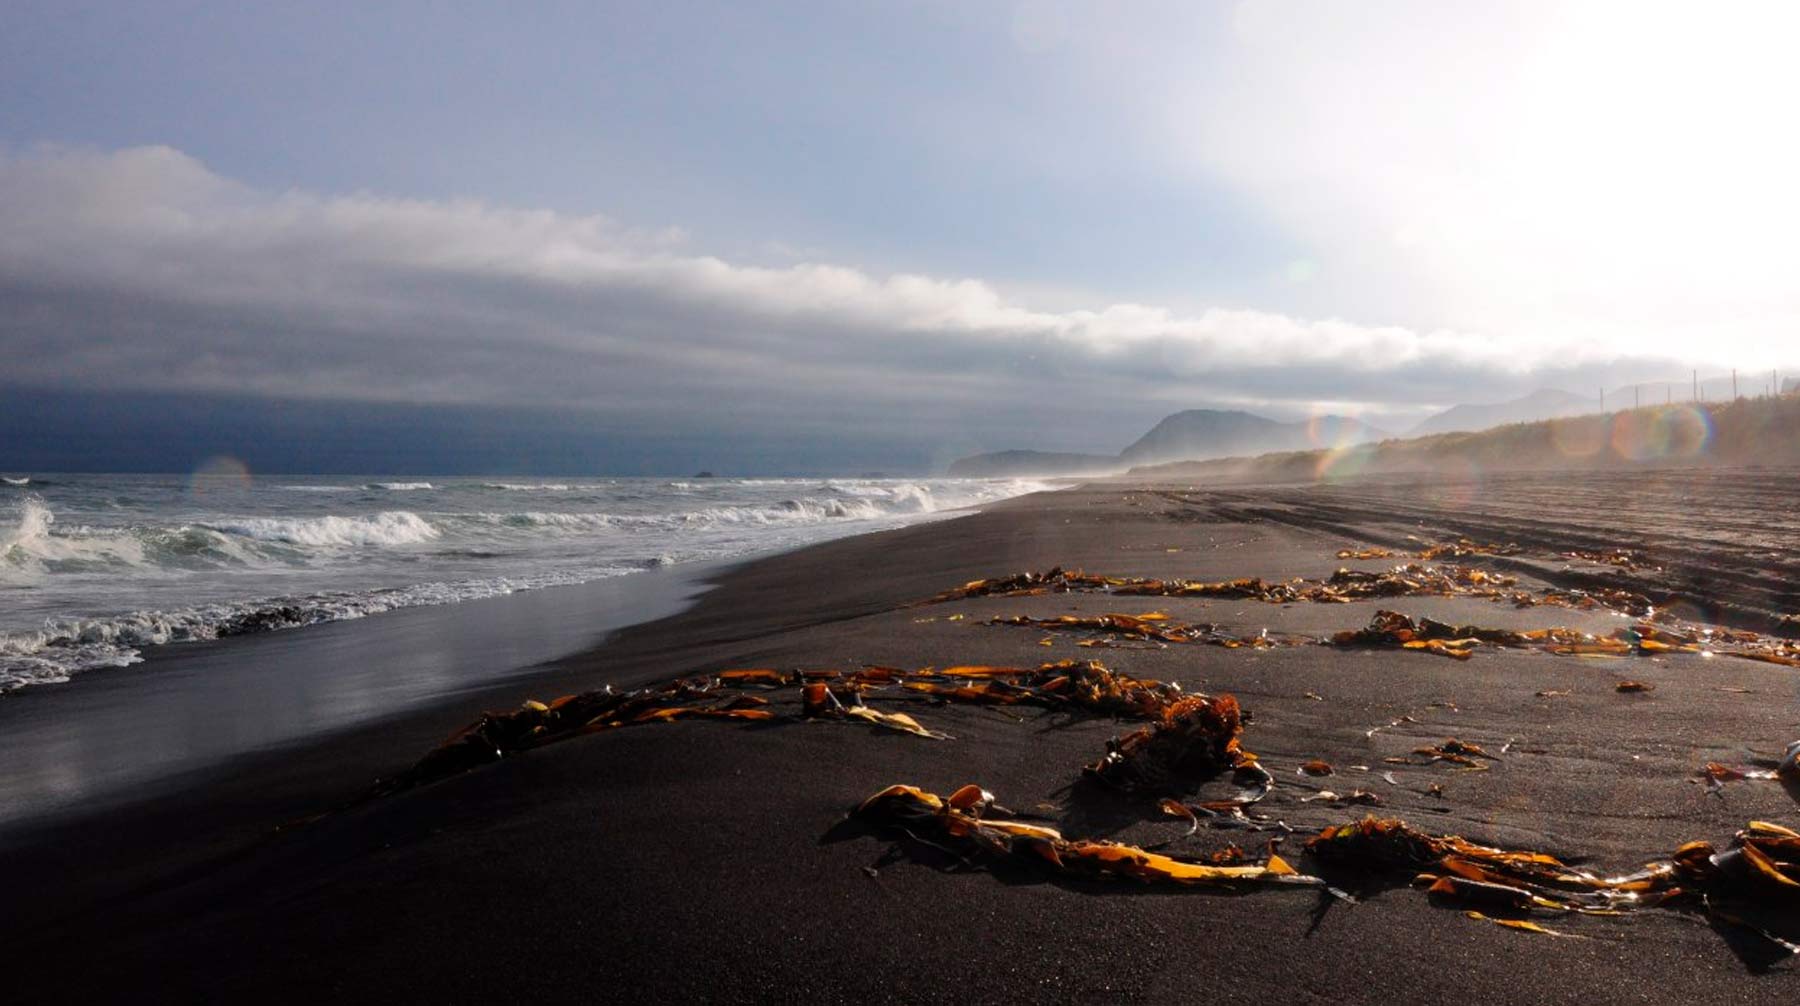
xmin=988 ymin=612 xmax=1295 ymax=649
xmin=1083 ymin=693 xmax=1254 ymax=793
xmin=374 ymin=658 xmax=1219 ymax=797
xmin=1305 ymin=816 xmax=1800 ymax=949
xmin=850 ymin=783 xmax=1325 ymax=891
xmin=846 ymin=787 xmax=1800 ymax=951
xmin=1326 ymin=610 xmax=1800 ymax=665
xmin=918 ymin=562 xmax=1605 ymax=612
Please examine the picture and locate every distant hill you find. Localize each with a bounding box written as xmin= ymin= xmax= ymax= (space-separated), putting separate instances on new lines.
xmin=1128 ymin=391 xmax=1800 ymax=484
xmin=946 ymin=450 xmax=1119 ymax=478
xmin=947 ymin=408 xmax=1386 ymax=476
xmin=1409 ymin=388 xmax=1590 ymax=437
xmin=1119 ymin=410 xmax=1386 ymax=468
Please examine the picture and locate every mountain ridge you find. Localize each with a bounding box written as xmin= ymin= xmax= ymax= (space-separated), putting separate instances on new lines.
xmin=948 ymin=408 xmax=1387 ymax=476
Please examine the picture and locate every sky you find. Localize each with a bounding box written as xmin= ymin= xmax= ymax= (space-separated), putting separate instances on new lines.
xmin=3 ymin=1 xmax=1798 ymax=474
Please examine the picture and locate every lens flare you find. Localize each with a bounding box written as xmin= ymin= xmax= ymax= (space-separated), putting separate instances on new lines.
xmin=1657 ymin=405 xmax=1713 ymax=458
xmin=1313 ymin=445 xmax=1376 ymax=481
xmin=1548 ymin=414 xmax=1608 ymax=458
xmin=1305 ymin=413 xmax=1366 ymax=450
xmin=1421 ymin=457 xmax=1484 ymax=508
xmin=1609 ymin=405 xmax=1713 ymax=462
xmin=190 ymin=456 xmax=252 ymax=495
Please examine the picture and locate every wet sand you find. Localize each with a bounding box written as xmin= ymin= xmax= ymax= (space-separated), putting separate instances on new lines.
xmin=4 ymin=473 xmax=1799 ymax=1003
xmin=0 ymin=557 xmax=717 ymax=826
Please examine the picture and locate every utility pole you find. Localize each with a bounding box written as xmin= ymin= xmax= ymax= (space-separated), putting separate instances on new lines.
xmin=1600 ymin=387 xmax=1605 ymax=413
xmin=1693 ymin=370 xmax=1699 ymax=401
xmin=1732 ymin=368 xmax=1738 ymax=399
xmin=1634 ymin=385 xmax=1640 ymax=409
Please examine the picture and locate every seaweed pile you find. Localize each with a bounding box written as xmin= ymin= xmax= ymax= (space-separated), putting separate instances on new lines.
xmin=1082 ymin=693 xmax=1253 ymax=793
xmin=988 ymin=612 xmax=1297 ymax=649
xmin=1415 ymin=539 xmax=1522 ymax=561
xmin=1333 ymin=540 xmax=1522 ymax=563
xmin=373 ymin=658 xmax=1207 ymax=797
xmin=1329 ymin=610 xmax=1800 ymax=666
xmin=371 ymin=680 xmax=778 ymax=797
xmin=850 ymin=783 xmax=1323 ymax=891
xmin=1306 ymin=816 xmax=1800 ymax=949
xmin=847 ymin=785 xmax=1800 ymax=949
xmin=980 ymin=602 xmax=1800 ymax=668
xmin=923 ymin=562 xmax=1656 ymax=616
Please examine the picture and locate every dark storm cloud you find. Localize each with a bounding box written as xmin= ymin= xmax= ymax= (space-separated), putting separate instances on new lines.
xmin=0 ymin=146 xmax=1719 ymax=471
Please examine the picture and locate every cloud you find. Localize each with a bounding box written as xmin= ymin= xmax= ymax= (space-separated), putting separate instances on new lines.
xmin=0 ymin=144 xmax=1759 ymax=462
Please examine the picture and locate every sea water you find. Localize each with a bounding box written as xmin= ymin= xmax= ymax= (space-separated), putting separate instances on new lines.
xmin=0 ymin=474 xmax=1046 ymax=693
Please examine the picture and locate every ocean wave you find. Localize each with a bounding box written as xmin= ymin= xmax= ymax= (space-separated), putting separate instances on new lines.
xmin=0 ymin=567 xmax=636 ymax=693
xmin=0 ymin=476 xmax=1052 ymax=691
xmin=481 ymin=482 xmax=578 ymax=491
xmin=275 ymin=484 xmax=358 ymax=492
xmin=486 ymin=480 xmax=1051 ymax=542
xmin=366 ymin=481 xmax=434 ymax=491
xmin=2 ymin=500 xmax=431 ymax=579
xmin=3 ymin=476 xmax=30 ymax=486
xmin=451 ymin=480 xmax=1042 ymax=533
xmin=1 ymin=480 xmax=1046 ymax=579
xmin=0 ymin=498 xmax=176 ymax=574
xmin=202 ymin=511 xmax=441 ymax=547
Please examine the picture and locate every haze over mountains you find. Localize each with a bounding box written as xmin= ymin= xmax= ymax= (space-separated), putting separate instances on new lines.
xmin=949 ymin=380 xmax=1772 ymax=477
xmin=1406 ymin=388 xmax=1591 ymax=437
xmin=947 ymin=409 xmax=1387 ymax=476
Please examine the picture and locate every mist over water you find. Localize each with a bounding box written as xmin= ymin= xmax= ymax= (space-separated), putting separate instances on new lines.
xmin=0 ymin=474 xmax=1046 ymax=692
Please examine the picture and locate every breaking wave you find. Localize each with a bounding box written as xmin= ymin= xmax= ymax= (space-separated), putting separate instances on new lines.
xmin=0 ymin=568 xmax=630 ymax=693
xmin=202 ymin=511 xmax=441 ymax=547
xmin=2 ymin=480 xmax=1041 ymax=580
xmin=0 ymin=477 xmax=1049 ymax=692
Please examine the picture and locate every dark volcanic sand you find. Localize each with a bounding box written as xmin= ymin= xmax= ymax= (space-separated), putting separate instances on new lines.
xmin=5 ymin=472 xmax=1799 ymax=1003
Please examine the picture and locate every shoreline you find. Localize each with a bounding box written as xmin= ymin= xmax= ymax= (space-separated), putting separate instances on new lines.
xmin=0 ymin=482 xmax=1053 ymax=827
xmin=5 ymin=476 xmax=1798 ymax=1002
xmin=0 ymin=491 xmax=1064 ymax=931
xmin=0 ymin=555 xmax=723 ymax=830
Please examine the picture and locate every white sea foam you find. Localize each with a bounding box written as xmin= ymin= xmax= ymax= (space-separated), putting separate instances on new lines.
xmin=0 ymin=498 xmax=151 ymax=575
xmin=2 ymin=476 xmax=29 ymax=486
xmin=366 ymin=481 xmax=435 ymax=491
xmin=1 ymin=497 xmax=55 ymax=552
xmin=0 ymin=476 xmax=1051 ymax=692
xmin=203 ymin=511 xmax=441 ymax=547
xmin=0 ymin=566 xmax=635 ymax=693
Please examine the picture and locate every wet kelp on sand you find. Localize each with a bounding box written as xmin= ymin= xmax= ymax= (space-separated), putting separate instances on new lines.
xmin=925 ymin=560 xmax=1672 ymax=622
xmin=925 ymin=562 xmax=1529 ymax=607
xmin=845 ymin=784 xmax=1800 ymax=952
xmin=1327 ymin=610 xmax=1800 ymax=666
xmin=847 ymin=783 xmax=1324 ymax=892
xmin=362 ymin=531 xmax=1800 ymax=963
xmin=988 ymin=611 xmax=1301 ymax=649
xmin=1304 ymin=815 xmax=1800 ymax=951
xmin=1081 ymin=693 xmax=1256 ymax=794
xmin=371 ymin=658 xmax=1228 ymax=797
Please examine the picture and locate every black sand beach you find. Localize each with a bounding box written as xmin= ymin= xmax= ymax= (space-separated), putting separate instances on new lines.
xmin=0 ymin=557 xmax=717 ymax=826
xmin=6 ymin=473 xmax=1800 ymax=1003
